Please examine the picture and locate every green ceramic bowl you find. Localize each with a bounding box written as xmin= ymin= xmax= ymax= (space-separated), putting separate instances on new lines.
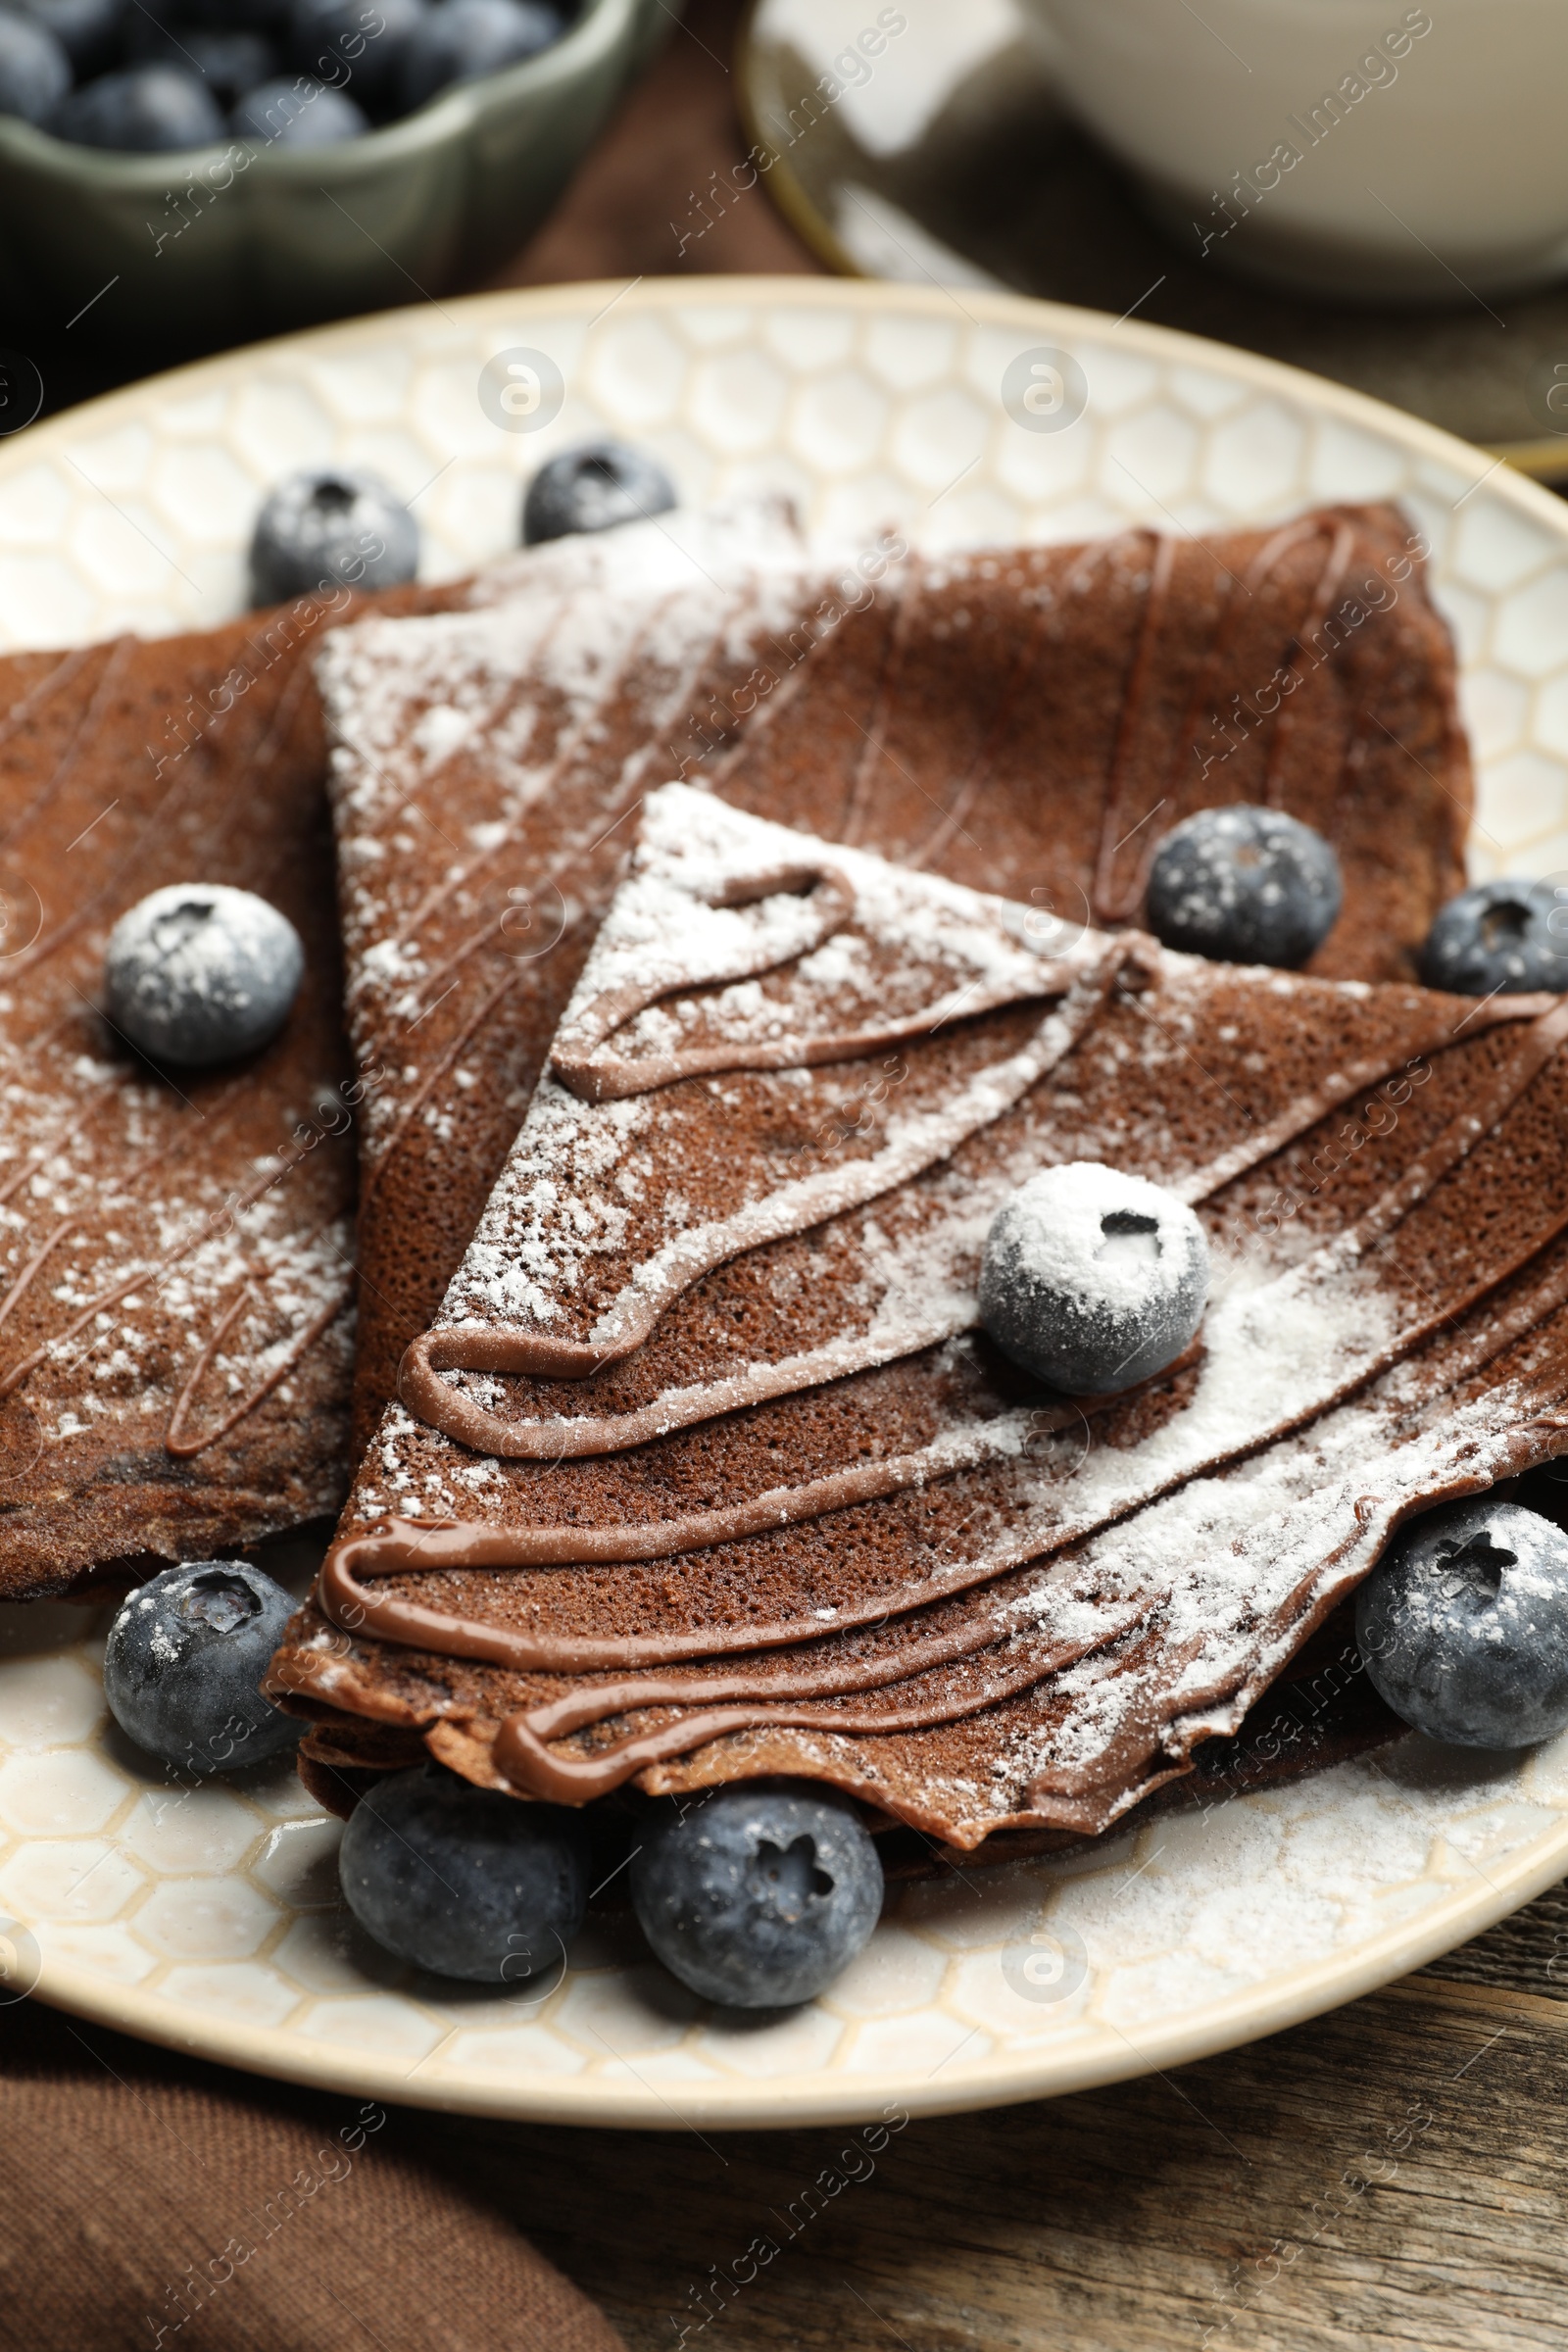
xmin=0 ymin=0 xmax=673 ymax=343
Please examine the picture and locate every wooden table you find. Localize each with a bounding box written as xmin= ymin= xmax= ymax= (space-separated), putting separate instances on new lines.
xmin=384 ymin=1898 xmax=1564 ymax=2352
xmin=24 ymin=9 xmax=1568 ymax=2341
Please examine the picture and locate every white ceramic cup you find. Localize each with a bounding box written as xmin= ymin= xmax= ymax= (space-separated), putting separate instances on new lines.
xmin=1017 ymin=0 xmax=1568 ymax=302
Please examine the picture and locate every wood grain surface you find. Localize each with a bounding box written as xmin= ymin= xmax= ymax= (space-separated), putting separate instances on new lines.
xmin=397 ymin=1899 xmax=1568 ymax=2351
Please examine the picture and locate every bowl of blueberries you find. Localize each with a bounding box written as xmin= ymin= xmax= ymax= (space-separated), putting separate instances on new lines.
xmin=0 ymin=0 xmax=672 ymax=342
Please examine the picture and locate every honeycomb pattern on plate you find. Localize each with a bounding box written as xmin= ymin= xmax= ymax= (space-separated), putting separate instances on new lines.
xmin=4 ymin=1590 xmax=1568 ymax=2122
xmin=5 ymin=286 xmax=1567 ymax=876
xmin=2 ymin=283 xmax=1568 ymax=2124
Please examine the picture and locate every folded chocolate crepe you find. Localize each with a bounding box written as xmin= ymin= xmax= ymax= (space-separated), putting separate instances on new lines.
xmin=0 ymin=585 xmax=482 ymax=1600
xmin=271 ymin=786 xmax=1568 ymax=1849
xmin=317 ymin=500 xmax=821 ymax=1441
xmin=317 ymin=501 xmax=1471 ymax=1443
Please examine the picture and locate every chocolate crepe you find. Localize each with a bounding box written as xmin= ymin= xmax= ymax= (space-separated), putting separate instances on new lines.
xmin=271 ymin=787 xmax=1568 ymax=1849
xmin=316 ymin=501 xmax=1471 ymax=1440
xmin=0 ymin=587 xmax=487 ymax=1599
xmin=318 ymin=500 xmax=817 ymax=1441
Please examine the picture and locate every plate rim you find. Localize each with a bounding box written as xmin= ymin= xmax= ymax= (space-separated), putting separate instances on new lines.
xmin=7 ymin=271 xmax=1568 ymax=2127
xmin=23 ymin=1805 xmax=1568 ymax=2128
xmin=8 ymin=274 xmax=1568 ymax=548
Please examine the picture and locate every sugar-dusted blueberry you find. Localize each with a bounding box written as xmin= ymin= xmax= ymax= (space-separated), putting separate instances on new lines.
xmin=249 ymin=465 xmax=418 ymax=604
xmin=104 ymin=1561 xmax=302 ymax=1775
xmin=631 ymin=1783 xmax=883 ymax=2008
xmin=0 ymin=7 xmax=70 ymax=123
xmin=1146 ymin=805 xmax=1343 ymax=968
xmin=105 ymin=882 xmax=304 ymax=1066
xmin=522 ymin=437 xmax=677 ymax=546
xmin=287 ymin=0 xmax=425 ymax=110
xmin=125 ymin=20 xmax=279 ymax=106
xmin=232 ymin=72 xmax=368 ymax=141
xmin=339 ymin=1766 xmax=590 ymax=1982
xmin=1420 ymin=877 xmax=1568 ymax=997
xmin=53 ymin=62 xmax=226 ymax=149
xmin=17 ymin=0 xmax=120 ymax=76
xmin=397 ymin=0 xmax=561 ymax=110
xmin=979 ymin=1160 xmax=1209 ymax=1396
xmin=1356 ymin=1498 xmax=1568 ymax=1748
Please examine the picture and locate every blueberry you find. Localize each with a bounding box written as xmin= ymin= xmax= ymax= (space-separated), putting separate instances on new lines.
xmin=630 ymin=1783 xmax=883 ymax=2008
xmin=522 ymin=437 xmax=677 ymax=547
xmin=1146 ymin=805 xmax=1343 ymax=968
xmin=397 ymin=0 xmax=562 ymax=112
xmin=180 ymin=0 xmax=287 ymax=29
xmin=232 ymin=72 xmax=367 ymax=141
xmin=1420 ymin=878 xmax=1568 ymax=996
xmin=126 ymin=21 xmax=279 ymax=106
xmin=287 ymin=0 xmax=424 ymax=110
xmin=104 ymin=1562 xmax=302 ymax=1775
xmin=0 ymin=8 xmax=71 ymax=124
xmin=52 ymin=62 xmax=225 ymax=149
xmin=1356 ymin=1499 xmax=1568 ymax=1749
xmin=14 ymin=0 xmax=116 ymax=78
xmin=979 ymin=1160 xmax=1209 ymax=1396
xmin=339 ymin=1765 xmax=590 ymax=1982
xmin=249 ymin=465 xmax=418 ymax=604
xmin=104 ymin=882 xmax=304 ymax=1066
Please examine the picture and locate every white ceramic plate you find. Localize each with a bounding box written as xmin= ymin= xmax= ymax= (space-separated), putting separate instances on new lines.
xmin=4 ymin=279 xmax=1568 ymax=2130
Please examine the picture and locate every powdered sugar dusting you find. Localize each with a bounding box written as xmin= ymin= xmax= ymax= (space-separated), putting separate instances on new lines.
xmin=309 ymin=612 xmax=1568 ymax=1852
xmin=315 ymin=505 xmax=827 ymax=1182
xmin=987 ymin=1162 xmax=1204 ymax=1313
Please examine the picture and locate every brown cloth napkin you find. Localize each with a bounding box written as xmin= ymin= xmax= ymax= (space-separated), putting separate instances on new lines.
xmin=0 ymin=1998 xmax=623 ymax=2352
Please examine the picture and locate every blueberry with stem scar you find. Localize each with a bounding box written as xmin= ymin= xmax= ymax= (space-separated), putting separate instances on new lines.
xmin=630 ymin=1782 xmax=883 ymax=2007
xmin=105 ymin=882 xmax=304 ymax=1066
xmin=249 ymin=466 xmax=417 ymax=604
xmin=1356 ymin=1498 xmax=1568 ymax=1748
xmin=1146 ymin=805 xmax=1343 ymax=968
xmin=521 ymin=438 xmax=677 ymax=546
xmin=979 ymin=1161 xmax=1209 ymax=1396
xmin=103 ymin=1561 xmax=302 ymax=1774
xmin=1420 ymin=878 xmax=1568 ymax=996
xmin=339 ymin=1765 xmax=590 ymax=1983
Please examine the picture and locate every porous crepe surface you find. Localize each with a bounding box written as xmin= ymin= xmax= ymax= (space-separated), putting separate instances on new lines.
xmin=317 ymin=500 xmax=1470 ymax=1435
xmin=0 ymin=585 xmax=474 ymax=1599
xmin=318 ymin=500 xmax=820 ymax=1438
xmin=272 ymin=789 xmax=1568 ymax=1850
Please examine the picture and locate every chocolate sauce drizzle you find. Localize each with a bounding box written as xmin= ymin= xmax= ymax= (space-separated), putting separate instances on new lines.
xmin=399 ymin=928 xmax=1113 ymax=1408
xmin=550 ymin=862 xmax=860 ymax=1102
xmin=317 ymin=817 xmax=1567 ymax=1806
xmin=165 ymin=1252 xmax=354 ymax=1459
xmin=0 ymin=630 xmax=354 ymax=1460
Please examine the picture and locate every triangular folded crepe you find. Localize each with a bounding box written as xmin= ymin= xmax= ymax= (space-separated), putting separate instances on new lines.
xmin=0 ymin=593 xmax=474 ymax=1598
xmin=272 ymin=787 xmax=1568 ymax=1848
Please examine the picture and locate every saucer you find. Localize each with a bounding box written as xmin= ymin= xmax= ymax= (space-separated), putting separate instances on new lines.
xmin=740 ymin=0 xmax=1568 ymax=485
